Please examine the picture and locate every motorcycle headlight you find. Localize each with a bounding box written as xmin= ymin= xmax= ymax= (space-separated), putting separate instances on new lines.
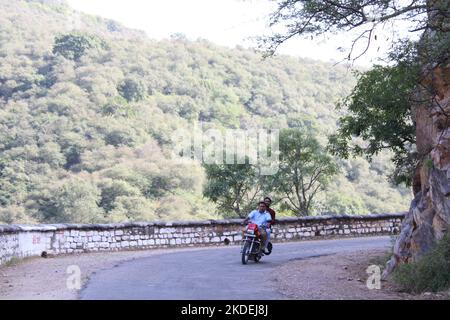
xmin=247 ymin=229 xmax=254 ymax=234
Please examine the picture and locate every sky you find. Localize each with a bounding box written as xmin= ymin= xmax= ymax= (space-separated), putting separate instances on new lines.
xmin=66 ymin=0 xmax=418 ymax=67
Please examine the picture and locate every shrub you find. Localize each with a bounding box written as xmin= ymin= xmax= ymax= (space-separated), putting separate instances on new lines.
xmin=48 ymin=178 xmax=105 ymax=223
xmin=117 ymin=78 xmax=147 ymax=102
xmin=393 ymin=233 xmax=450 ymax=293
xmin=53 ymin=33 xmax=105 ymax=61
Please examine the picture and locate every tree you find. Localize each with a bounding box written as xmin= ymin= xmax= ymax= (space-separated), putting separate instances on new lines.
xmin=109 ymin=196 xmax=157 ymax=222
xmin=328 ymin=42 xmax=420 ymax=186
xmin=321 ymin=192 xmax=366 ymax=215
xmin=260 ymin=1 xmax=429 ymax=61
xmin=46 ymin=177 xmax=105 ymax=223
xmin=271 ymin=128 xmax=337 ymax=215
xmin=98 ymin=179 xmax=141 ymax=212
xmin=203 ymin=159 xmax=266 ymax=218
xmin=53 ymin=33 xmax=105 ymax=61
xmin=260 ymin=0 xmax=450 ymax=272
xmin=117 ymin=77 xmax=147 ymax=102
xmin=261 ymin=2 xmax=447 ymax=181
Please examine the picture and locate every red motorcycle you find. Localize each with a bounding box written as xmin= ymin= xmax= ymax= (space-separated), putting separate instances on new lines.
xmin=240 ymin=223 xmax=272 ymax=264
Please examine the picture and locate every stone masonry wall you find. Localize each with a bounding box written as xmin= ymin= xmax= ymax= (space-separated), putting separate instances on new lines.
xmin=0 ymin=213 xmax=405 ymax=266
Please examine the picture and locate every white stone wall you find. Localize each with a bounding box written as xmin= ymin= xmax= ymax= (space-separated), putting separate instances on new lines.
xmin=0 ymin=213 xmax=405 ymax=265
xmin=0 ymin=232 xmax=19 ymax=265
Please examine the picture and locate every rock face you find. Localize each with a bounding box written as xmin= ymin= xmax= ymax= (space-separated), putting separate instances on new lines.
xmin=384 ymin=1 xmax=450 ymax=277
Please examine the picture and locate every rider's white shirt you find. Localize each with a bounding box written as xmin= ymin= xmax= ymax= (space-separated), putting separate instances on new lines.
xmin=247 ymin=210 xmax=272 ymax=228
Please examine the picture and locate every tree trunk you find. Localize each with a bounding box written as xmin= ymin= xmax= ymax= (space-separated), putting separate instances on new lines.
xmin=383 ymin=0 xmax=450 ymax=277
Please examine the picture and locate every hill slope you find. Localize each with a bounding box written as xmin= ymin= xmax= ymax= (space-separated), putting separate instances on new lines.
xmin=0 ymin=0 xmax=411 ymax=223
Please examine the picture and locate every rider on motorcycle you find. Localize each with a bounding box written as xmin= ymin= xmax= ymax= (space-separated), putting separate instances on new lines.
xmin=243 ymin=201 xmax=272 ymax=255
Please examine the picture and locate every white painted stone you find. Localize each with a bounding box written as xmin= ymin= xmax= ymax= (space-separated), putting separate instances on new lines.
xmin=70 ymin=230 xmax=79 ymax=237
xmin=100 ymin=242 xmax=109 ymax=248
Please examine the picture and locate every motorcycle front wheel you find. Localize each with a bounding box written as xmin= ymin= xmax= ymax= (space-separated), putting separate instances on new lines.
xmin=241 ymin=241 xmax=250 ymax=265
xmin=265 ymin=242 xmax=273 ymax=255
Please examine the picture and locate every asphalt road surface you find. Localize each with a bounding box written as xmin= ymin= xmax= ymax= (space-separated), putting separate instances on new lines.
xmin=80 ymin=236 xmax=392 ymax=300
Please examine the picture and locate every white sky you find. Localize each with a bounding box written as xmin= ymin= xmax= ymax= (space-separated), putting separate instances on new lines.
xmin=66 ymin=0 xmax=419 ymax=66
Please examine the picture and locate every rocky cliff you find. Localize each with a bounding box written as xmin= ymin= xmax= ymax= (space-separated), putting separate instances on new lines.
xmin=384 ymin=0 xmax=449 ymax=276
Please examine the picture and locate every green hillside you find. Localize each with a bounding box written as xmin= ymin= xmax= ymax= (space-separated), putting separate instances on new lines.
xmin=0 ymin=0 xmax=411 ymax=224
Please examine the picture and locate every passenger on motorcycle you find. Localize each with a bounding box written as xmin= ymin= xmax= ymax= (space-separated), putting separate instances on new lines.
xmin=264 ymin=197 xmax=276 ymax=250
xmin=264 ymin=197 xmax=276 ymax=225
xmin=243 ymin=201 xmax=272 ymax=254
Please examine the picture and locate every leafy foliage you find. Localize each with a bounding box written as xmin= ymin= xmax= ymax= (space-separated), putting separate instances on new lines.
xmin=203 ymin=160 xmax=266 ymax=218
xmin=329 ymin=43 xmax=420 ymax=185
xmin=0 ymin=0 xmax=411 ymax=224
xmin=271 ymin=129 xmax=338 ymax=215
xmin=260 ymin=0 xmax=427 ymax=59
xmin=204 ymin=129 xmax=338 ymax=217
xmin=118 ymin=77 xmax=147 ymax=102
xmin=53 ymin=33 xmax=106 ymax=61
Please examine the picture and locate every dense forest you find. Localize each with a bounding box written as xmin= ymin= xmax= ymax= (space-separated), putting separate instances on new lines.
xmin=0 ymin=0 xmax=411 ymax=224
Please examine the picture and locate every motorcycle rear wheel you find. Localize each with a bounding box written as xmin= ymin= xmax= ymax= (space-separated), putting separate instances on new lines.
xmin=241 ymin=241 xmax=250 ymax=265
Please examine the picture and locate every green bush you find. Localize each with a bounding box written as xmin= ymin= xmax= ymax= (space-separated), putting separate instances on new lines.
xmin=393 ymin=233 xmax=450 ymax=293
xmin=117 ymin=78 xmax=147 ymax=102
xmin=53 ymin=33 xmax=105 ymax=61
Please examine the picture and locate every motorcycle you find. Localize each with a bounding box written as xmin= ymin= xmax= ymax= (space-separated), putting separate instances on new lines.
xmin=240 ymin=223 xmax=273 ymax=264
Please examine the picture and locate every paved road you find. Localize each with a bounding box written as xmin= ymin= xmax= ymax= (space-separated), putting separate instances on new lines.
xmin=80 ymin=236 xmax=392 ymax=300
